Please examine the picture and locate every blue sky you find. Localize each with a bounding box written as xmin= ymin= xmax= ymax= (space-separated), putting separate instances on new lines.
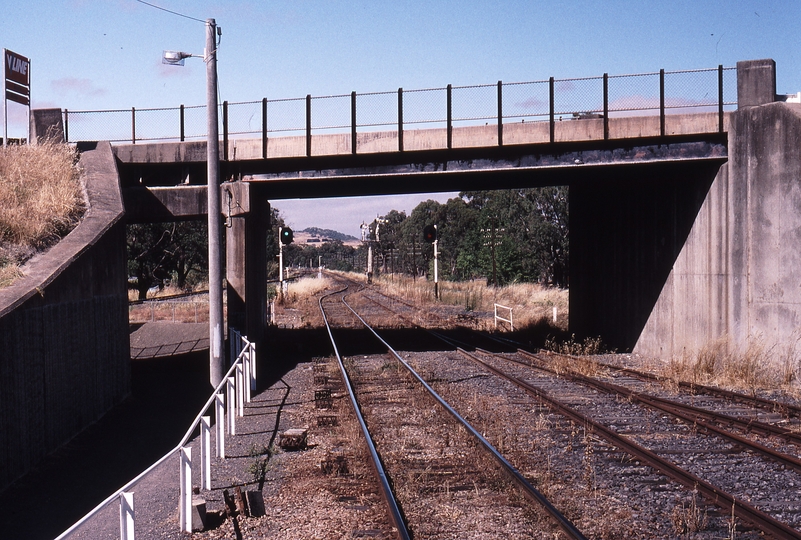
xmin=3 ymin=0 xmax=799 ymax=236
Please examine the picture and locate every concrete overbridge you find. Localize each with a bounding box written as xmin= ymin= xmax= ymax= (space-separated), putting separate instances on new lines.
xmin=108 ymin=59 xmax=801 ymax=362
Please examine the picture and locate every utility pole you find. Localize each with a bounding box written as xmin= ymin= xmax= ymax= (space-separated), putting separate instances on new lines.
xmin=206 ymin=18 xmax=224 ymax=386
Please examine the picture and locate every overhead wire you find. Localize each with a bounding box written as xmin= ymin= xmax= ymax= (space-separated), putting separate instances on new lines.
xmin=133 ymin=0 xmax=205 ymax=24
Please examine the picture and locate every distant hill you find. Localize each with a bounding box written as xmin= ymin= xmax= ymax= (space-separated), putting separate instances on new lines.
xmin=303 ymin=227 xmax=359 ymax=242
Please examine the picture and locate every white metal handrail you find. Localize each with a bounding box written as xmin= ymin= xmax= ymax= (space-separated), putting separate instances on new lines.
xmin=56 ymin=332 xmax=257 ymax=539
xmin=494 ymin=303 xmax=513 ymax=331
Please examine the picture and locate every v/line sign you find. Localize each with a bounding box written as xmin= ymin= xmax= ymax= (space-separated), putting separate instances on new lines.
xmin=5 ymin=49 xmax=30 ymax=106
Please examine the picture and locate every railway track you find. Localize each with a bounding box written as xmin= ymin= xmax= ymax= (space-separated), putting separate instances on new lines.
xmin=318 ymin=282 xmax=587 ymax=539
xmin=345 ymin=280 xmax=801 ymax=538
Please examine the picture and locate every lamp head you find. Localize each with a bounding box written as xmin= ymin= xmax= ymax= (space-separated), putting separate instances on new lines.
xmin=162 ymin=50 xmax=192 ymax=66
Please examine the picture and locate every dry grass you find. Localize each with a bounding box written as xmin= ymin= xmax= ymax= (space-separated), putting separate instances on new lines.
xmin=662 ymin=334 xmax=801 ymax=396
xmin=281 ymin=276 xmax=334 ymax=304
xmin=370 ymin=273 xmax=569 ymax=330
xmin=0 ymin=142 xmax=84 ymax=286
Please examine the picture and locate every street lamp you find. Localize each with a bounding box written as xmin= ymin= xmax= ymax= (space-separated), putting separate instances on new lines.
xmin=163 ymin=18 xmax=225 ymax=386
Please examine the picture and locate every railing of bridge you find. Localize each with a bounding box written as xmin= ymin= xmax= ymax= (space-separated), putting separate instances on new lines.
xmin=64 ymin=65 xmax=737 ymax=151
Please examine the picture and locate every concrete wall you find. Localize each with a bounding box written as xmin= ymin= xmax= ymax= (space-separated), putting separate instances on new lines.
xmin=635 ymin=101 xmax=801 ymax=360
xmin=569 ymin=161 xmax=722 ymax=351
xmin=0 ymin=142 xmax=130 ymax=491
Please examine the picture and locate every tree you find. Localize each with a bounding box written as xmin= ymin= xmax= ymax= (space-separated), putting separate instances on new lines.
xmin=127 ymin=223 xmax=176 ymax=299
xmin=168 ymin=221 xmax=208 ymax=290
xmin=126 ymin=220 xmax=209 ymax=299
xmin=460 ymin=187 xmax=569 ymax=287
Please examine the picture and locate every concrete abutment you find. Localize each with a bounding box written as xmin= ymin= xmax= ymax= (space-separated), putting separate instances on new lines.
xmin=635 ymin=60 xmax=801 ymax=363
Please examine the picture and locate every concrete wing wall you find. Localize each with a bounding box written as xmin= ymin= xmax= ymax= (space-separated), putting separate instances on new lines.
xmin=0 ymin=142 xmax=130 ymax=492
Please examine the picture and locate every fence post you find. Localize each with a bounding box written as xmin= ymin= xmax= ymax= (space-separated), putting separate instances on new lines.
xmin=549 ymin=77 xmax=555 ymax=143
xmin=201 ymin=416 xmax=211 ymax=490
xmin=215 ymin=392 xmax=225 ymax=458
xmin=660 ymin=69 xmax=666 ymax=137
xmin=397 ymin=88 xmax=404 ymax=152
xmin=306 ymin=94 xmax=312 ymax=157
xmin=223 ymin=100 xmax=229 ymax=161
xmin=120 ymin=492 xmax=134 ymax=540
xmin=131 ymin=107 xmax=136 ymax=144
xmin=179 ymin=447 xmax=192 ymax=532
xmin=63 ymin=110 xmax=69 ymax=143
xmin=262 ymin=98 xmax=268 ymax=159
xmin=227 ymin=376 xmax=236 ymax=435
xmin=351 ymin=91 xmax=357 ymax=155
xmin=603 ymin=73 xmax=609 ymax=140
xmin=497 ymin=81 xmax=503 ymax=146
xmin=446 ymin=84 xmax=453 ymax=149
xmin=180 ymin=104 xmax=185 ymax=142
xmin=718 ymin=64 xmax=724 ymax=133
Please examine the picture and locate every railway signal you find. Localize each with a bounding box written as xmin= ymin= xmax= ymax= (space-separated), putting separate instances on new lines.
xmin=280 ymin=227 xmax=294 ymax=245
xmin=423 ymin=224 xmax=437 ymax=243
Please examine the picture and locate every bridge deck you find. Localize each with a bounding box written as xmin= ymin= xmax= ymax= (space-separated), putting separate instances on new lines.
xmin=113 ymin=111 xmax=729 ymax=165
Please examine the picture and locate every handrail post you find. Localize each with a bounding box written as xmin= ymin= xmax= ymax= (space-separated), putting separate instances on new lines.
xmin=120 ymin=492 xmax=134 ymax=540
xmin=718 ymin=64 xmax=724 ymax=133
xmin=236 ymin=363 xmax=245 ymax=416
xmin=397 ymin=88 xmax=404 ymax=152
xmin=262 ymin=98 xmax=268 ymax=159
xmin=215 ymin=392 xmax=225 ymax=458
xmin=660 ymin=69 xmax=666 ymax=137
xmin=351 ymin=91 xmax=357 ymax=155
xmin=549 ymin=77 xmax=555 ymax=143
xmin=222 ymin=100 xmax=229 ymax=161
xmin=305 ymin=94 xmax=312 ymax=157
xmin=497 ymin=80 xmax=503 ymax=146
xmin=250 ymin=343 xmax=257 ymax=391
xmin=243 ymin=351 xmax=252 ymax=403
xmin=603 ymin=73 xmax=609 ymax=140
xmin=180 ymin=104 xmax=185 ymax=142
xmin=179 ymin=447 xmax=192 ymax=532
xmin=446 ymin=84 xmax=453 ymax=149
xmin=201 ymin=416 xmax=211 ymax=490
xmin=227 ymin=376 xmax=236 ymax=435
xmin=131 ymin=107 xmax=136 ymax=144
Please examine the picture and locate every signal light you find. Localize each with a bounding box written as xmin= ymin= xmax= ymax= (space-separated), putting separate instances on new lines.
xmin=280 ymin=227 xmax=294 ymax=245
xmin=423 ymin=224 xmax=437 ymax=243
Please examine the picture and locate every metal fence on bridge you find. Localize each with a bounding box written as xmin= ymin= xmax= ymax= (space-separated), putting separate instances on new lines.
xmin=64 ymin=66 xmax=737 ymax=150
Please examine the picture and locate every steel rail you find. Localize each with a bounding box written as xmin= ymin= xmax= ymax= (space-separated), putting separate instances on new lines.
xmin=540 ymin=349 xmax=801 ymax=419
xmin=519 ymin=350 xmax=801 ymax=445
xmin=336 ymin=292 xmax=589 ymax=540
xmin=318 ymin=286 xmax=411 ymax=540
xmin=493 ymin=349 xmax=801 ymax=473
xmin=453 ymin=347 xmax=801 ymax=540
xmin=358 ymin=289 xmax=801 ymax=537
